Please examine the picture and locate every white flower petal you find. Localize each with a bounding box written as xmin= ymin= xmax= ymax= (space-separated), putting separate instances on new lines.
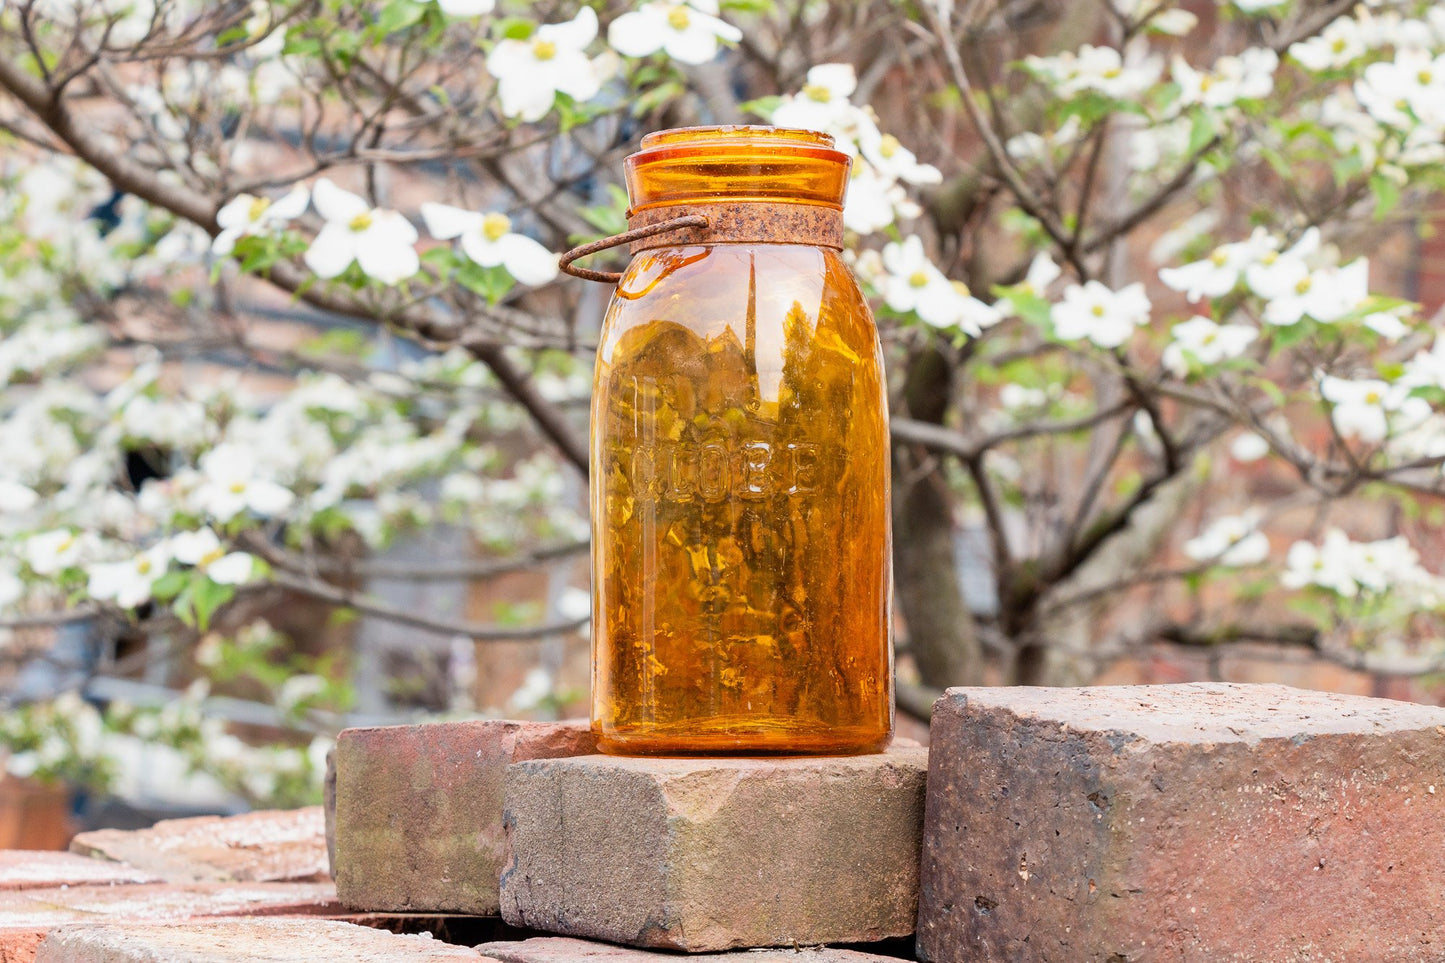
xmin=500 ymin=234 xmax=560 ymax=285
xmin=421 ymin=202 xmax=483 ymax=241
xmin=608 ymin=9 xmax=666 ymax=58
xmin=304 ymin=223 xmax=358 ymax=278
xmin=311 ymin=178 xmax=369 ymax=224
xmin=207 ymin=552 xmax=256 ymax=585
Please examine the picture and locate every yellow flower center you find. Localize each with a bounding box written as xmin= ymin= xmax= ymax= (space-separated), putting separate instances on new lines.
xmin=1091 ymin=304 xmax=1106 ymax=317
xmin=57 ymin=535 xmax=75 ymax=553
xmin=1365 ymin=390 xmax=1381 ymax=405
xmin=248 ymin=196 xmax=271 ymax=222
xmin=1332 ymin=38 xmax=1347 ymax=53
xmin=908 ymin=270 xmax=930 ymax=288
xmin=1102 ymin=67 xmax=1122 ymax=79
xmin=879 ymin=134 xmax=901 ymax=159
xmin=200 ymin=547 xmax=226 ymax=568
xmin=951 ymin=280 xmax=971 ymax=297
xmin=1261 ymin=251 xmax=1278 ymax=265
xmin=1202 ymin=332 xmax=1217 ymax=345
xmin=532 ymin=39 xmax=557 ymax=60
xmin=349 ymin=212 xmax=373 ymax=232
xmin=481 ymin=212 xmax=512 ymax=242
xmin=229 ymin=481 xmax=247 ymax=494
xmin=1199 ymin=75 xmax=1214 ymax=91
xmin=1419 ymin=70 xmax=1434 ymax=85
xmin=1209 ymin=248 xmax=1229 ymax=266
xmin=136 ymin=557 xmax=152 ymax=575
xmin=803 ymin=83 xmax=832 ymax=103
xmin=1294 ymin=277 xmax=1312 ymax=294
xmin=667 ymin=5 xmax=691 ymax=30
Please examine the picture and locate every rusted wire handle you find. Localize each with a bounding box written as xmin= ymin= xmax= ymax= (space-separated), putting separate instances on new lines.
xmin=559 ymin=214 xmax=710 ymax=283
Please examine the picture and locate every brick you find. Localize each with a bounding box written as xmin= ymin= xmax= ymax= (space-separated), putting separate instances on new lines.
xmin=499 ymin=748 xmax=928 ymax=952
xmin=0 ymin=852 xmax=158 ymax=890
xmin=0 ymin=882 xmax=337 ymax=963
xmin=69 ymin=808 xmax=328 ymax=884
xmin=477 ymin=936 xmax=904 ymax=963
xmin=34 ymin=918 xmax=492 ymax=962
xmin=333 ymin=719 xmax=596 ymax=915
xmin=917 ymin=682 xmax=1445 ymax=963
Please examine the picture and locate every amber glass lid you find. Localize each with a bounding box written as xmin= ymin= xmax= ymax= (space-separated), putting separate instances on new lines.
xmin=624 ymin=125 xmax=851 ymax=212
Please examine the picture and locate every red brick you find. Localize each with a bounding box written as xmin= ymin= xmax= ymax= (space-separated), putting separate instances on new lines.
xmin=35 ymin=918 xmax=493 ymax=962
xmin=917 ymin=682 xmax=1445 ymax=962
xmin=476 ymin=936 xmax=903 ymax=963
xmin=0 ymin=882 xmax=337 ymax=963
xmin=69 ymin=808 xmax=328 ymax=884
xmin=500 ymin=748 xmax=928 ymax=952
xmin=0 ymin=852 xmax=158 ymax=890
xmin=333 ymin=719 xmax=595 ymax=915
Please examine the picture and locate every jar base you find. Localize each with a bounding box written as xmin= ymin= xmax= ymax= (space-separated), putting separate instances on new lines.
xmin=594 ymin=719 xmax=893 ymax=757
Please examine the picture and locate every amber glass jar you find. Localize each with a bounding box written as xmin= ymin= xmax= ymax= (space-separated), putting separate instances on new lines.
xmin=588 ymin=127 xmax=892 ymax=755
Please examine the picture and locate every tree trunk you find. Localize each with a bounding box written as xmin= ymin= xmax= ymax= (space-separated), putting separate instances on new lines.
xmin=891 ymin=348 xmax=983 ymax=687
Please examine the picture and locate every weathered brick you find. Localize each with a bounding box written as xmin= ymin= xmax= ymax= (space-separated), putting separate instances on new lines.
xmin=917 ymin=682 xmax=1445 ymax=963
xmin=333 ymin=719 xmax=595 ymax=915
xmin=477 ymin=936 xmax=904 ymax=963
xmin=0 ymin=852 xmax=158 ymax=890
xmin=69 ymin=808 xmax=328 ymax=884
xmin=34 ymin=918 xmax=493 ymax=962
xmin=500 ymin=748 xmax=928 ymax=952
xmin=0 ymin=882 xmax=338 ymax=963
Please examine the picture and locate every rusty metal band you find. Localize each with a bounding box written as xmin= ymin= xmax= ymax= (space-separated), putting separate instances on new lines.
xmin=626 ymin=202 xmax=844 ymax=254
xmin=558 ymin=203 xmax=845 ymax=284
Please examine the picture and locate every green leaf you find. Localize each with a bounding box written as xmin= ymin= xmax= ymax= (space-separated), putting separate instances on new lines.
xmin=495 ymin=16 xmax=535 ymax=40
xmin=457 ymin=262 xmax=516 ymax=304
xmin=1187 ymin=109 xmax=1216 ymax=155
xmin=1369 ymin=171 xmax=1401 ymax=220
xmin=192 ymin=579 xmax=236 ymax=632
xmin=739 ymin=95 xmax=783 ymax=120
xmin=149 ymin=571 xmax=189 ymax=603
xmin=374 ymin=0 xmax=426 ymax=35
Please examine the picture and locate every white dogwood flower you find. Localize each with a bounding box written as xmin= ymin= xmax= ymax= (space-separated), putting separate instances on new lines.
xmin=772 ymin=63 xmax=859 ymax=134
xmin=193 ymin=444 xmax=295 ymax=521
xmin=1243 ymin=227 xmax=1319 ymax=297
xmin=1025 ymin=44 xmax=1162 ymax=100
xmin=304 ymin=179 xmax=419 ymax=284
xmin=1319 ymin=374 xmax=1418 ymax=443
xmin=1230 ymin=432 xmax=1271 ymax=462
xmin=1282 ymin=529 xmax=1363 ymax=597
xmin=1260 ymin=259 xmax=1369 ymax=326
xmin=1162 ymin=316 xmax=1257 ymax=376
xmin=87 ymin=542 xmax=174 ymax=609
xmin=212 ymin=185 xmax=309 ymax=256
xmin=434 ymin=0 xmax=494 ymax=16
xmin=880 ymin=237 xmax=998 ymax=333
xmin=1183 ymin=513 xmax=1270 ymax=567
xmin=1290 ymin=16 xmax=1368 ymax=72
xmin=25 ymin=529 xmax=95 ymax=576
xmin=487 ymin=7 xmax=602 ymax=122
xmin=1159 ymin=228 xmax=1277 ymax=302
xmin=1051 ymin=281 xmax=1151 ymax=348
xmin=1173 ymin=48 xmax=1277 ymax=108
xmin=608 ymin=1 xmax=742 ymax=66
xmin=171 ymin=529 xmax=255 ymax=585
xmin=420 ymin=203 xmax=558 ymax=286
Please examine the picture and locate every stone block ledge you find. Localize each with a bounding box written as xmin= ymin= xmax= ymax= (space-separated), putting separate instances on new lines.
xmin=916 ymin=682 xmax=1445 ymax=963
xmin=500 ymin=747 xmax=928 ymax=952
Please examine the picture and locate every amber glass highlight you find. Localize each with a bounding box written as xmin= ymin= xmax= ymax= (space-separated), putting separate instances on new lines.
xmin=590 ymin=128 xmax=892 ymax=755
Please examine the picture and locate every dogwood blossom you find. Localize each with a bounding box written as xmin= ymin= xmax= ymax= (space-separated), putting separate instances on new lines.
xmin=192 ymin=445 xmax=295 ymax=521
xmin=1259 ymin=259 xmax=1369 ymax=326
xmin=1243 ymin=228 xmax=1318 ymax=299
xmin=1025 ymin=45 xmax=1162 ymax=100
xmin=772 ymin=64 xmax=859 ymax=135
xmin=1162 ymin=316 xmax=1257 ymax=376
xmin=212 ymin=186 xmax=309 ymax=257
xmin=433 ymin=0 xmax=494 ymax=16
xmin=1172 ymin=48 xmax=1277 ymax=108
xmin=996 ymin=252 xmax=1062 ymax=318
xmin=608 ymin=1 xmax=742 ymax=66
xmin=1283 ymin=529 xmax=1443 ymax=600
xmin=1318 ymin=375 xmax=1422 ymax=443
xmin=1401 ymin=337 xmax=1445 ymax=391
xmin=1183 ymin=512 xmax=1270 ymax=567
xmin=171 ymin=529 xmax=255 ymax=585
xmin=880 ymin=237 xmax=999 ymax=334
xmin=1230 ymin=432 xmax=1271 ymax=462
xmin=25 ymin=529 xmax=94 ymax=576
xmin=1354 ymin=48 xmax=1445 ymax=131
xmin=1050 ymin=281 xmax=1151 ymax=348
xmin=87 ymin=542 xmax=173 ymax=609
xmin=486 ymin=7 xmax=602 ymax=122
xmin=1290 ymin=16 xmax=1368 ymax=72
xmin=1159 ymin=228 xmax=1276 ymax=302
xmin=420 ymin=204 xmax=558 ymax=286
xmin=304 ymin=180 xmax=419 ymax=285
